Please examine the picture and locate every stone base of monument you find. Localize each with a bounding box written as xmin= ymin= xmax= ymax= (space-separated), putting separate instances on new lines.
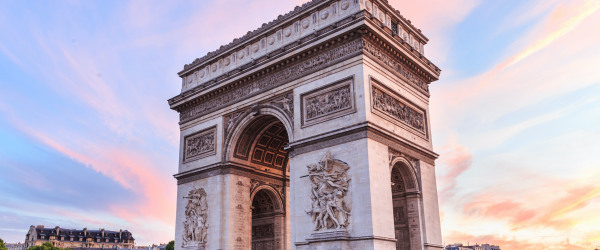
xmin=182 ymin=242 xmax=206 ymax=250
xmin=306 ymin=230 xmax=350 ymax=242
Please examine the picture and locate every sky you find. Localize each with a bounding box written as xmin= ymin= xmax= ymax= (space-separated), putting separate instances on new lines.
xmin=0 ymin=0 xmax=599 ymax=249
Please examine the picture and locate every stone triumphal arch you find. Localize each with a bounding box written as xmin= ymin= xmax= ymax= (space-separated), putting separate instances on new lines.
xmin=168 ymin=0 xmax=443 ymax=249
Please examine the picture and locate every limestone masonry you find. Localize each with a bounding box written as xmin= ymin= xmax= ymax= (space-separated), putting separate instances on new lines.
xmin=168 ymin=0 xmax=443 ymax=249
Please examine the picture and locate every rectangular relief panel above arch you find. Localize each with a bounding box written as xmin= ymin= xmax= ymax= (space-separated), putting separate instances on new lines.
xmin=183 ymin=126 xmax=218 ymax=163
xmin=300 ymin=76 xmax=356 ymax=128
xmin=370 ymin=77 xmax=429 ymax=140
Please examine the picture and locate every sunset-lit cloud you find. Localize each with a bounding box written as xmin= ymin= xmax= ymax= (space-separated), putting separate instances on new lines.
xmin=1 ymin=0 xmax=599 ymax=248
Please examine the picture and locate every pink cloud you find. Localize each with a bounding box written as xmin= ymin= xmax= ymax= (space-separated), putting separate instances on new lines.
xmin=436 ymin=139 xmax=473 ymax=199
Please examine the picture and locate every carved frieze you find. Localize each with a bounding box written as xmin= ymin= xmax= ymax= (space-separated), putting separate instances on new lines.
xmin=183 ymin=127 xmax=217 ymax=163
xmin=363 ymin=37 xmax=430 ymax=94
xmin=301 ymin=77 xmax=355 ymax=127
xmin=182 ymin=188 xmax=208 ymax=249
xmin=178 ymin=36 xmax=364 ymax=123
xmin=371 ymin=82 xmax=427 ymax=135
xmin=306 ymin=152 xmax=352 ymax=231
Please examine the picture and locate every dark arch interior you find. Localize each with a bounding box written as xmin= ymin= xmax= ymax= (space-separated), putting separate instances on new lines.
xmin=234 ymin=115 xmax=289 ymax=171
xmin=391 ymin=164 xmax=410 ymax=250
xmin=251 ymin=189 xmax=277 ymax=250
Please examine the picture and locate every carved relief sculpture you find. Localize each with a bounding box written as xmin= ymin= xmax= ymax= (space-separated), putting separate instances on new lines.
xmin=302 ymin=78 xmax=355 ymax=127
xmin=182 ymin=188 xmax=208 ymax=249
xmin=269 ymin=93 xmax=294 ymax=120
xmin=372 ymin=85 xmax=426 ymax=133
xmin=183 ymin=127 xmax=217 ymax=162
xmin=306 ymin=152 xmax=352 ymax=231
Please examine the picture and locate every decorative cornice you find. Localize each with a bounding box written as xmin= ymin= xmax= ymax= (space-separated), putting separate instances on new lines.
xmin=180 ymin=0 xmax=329 ymax=73
xmin=174 ymin=30 xmax=365 ymax=124
xmin=179 ymin=0 xmax=428 ymax=75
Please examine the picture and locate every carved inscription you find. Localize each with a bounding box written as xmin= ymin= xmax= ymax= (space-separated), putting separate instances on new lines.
xmin=302 ymin=78 xmax=355 ymax=127
xmin=179 ymin=37 xmax=363 ymax=123
xmin=363 ymin=39 xmax=429 ymax=93
xmin=183 ymin=127 xmax=217 ymax=162
xmin=182 ymin=188 xmax=208 ymax=249
xmin=372 ymin=86 xmax=426 ymax=133
xmin=306 ymin=152 xmax=352 ymax=231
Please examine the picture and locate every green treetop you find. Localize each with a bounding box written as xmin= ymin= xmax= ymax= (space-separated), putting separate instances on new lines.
xmin=27 ymin=242 xmax=71 ymax=250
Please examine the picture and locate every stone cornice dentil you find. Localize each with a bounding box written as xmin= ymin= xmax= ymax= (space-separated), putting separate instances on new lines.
xmin=176 ymin=0 xmax=435 ymax=93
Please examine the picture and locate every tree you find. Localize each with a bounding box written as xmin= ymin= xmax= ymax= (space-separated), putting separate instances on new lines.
xmin=165 ymin=240 xmax=174 ymax=250
xmin=27 ymin=242 xmax=71 ymax=250
xmin=0 ymin=238 xmax=8 ymax=250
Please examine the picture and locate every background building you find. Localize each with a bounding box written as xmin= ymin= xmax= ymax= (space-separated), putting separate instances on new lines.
xmin=6 ymin=243 xmax=25 ymax=250
xmin=446 ymin=243 xmax=500 ymax=250
xmin=24 ymin=225 xmax=134 ymax=249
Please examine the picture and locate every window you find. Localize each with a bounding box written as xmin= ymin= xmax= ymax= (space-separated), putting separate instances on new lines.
xmin=391 ymin=22 xmax=398 ymax=36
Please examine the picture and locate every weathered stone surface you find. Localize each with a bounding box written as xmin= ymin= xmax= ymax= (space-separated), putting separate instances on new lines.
xmin=170 ymin=1 xmax=443 ymax=249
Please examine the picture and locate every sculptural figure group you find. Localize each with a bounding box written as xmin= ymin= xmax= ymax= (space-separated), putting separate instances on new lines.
xmin=306 ymin=152 xmax=352 ymax=231
xmin=182 ymin=188 xmax=208 ymax=248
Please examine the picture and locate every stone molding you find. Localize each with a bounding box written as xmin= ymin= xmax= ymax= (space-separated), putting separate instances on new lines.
xmin=175 ymin=163 xmax=289 ymax=186
xmin=363 ymin=31 xmax=431 ymax=95
xmin=223 ymin=91 xmax=293 ymax=145
xmin=250 ymin=179 xmax=286 ymax=205
xmin=301 ymin=76 xmax=356 ymax=127
xmin=287 ymin=122 xmax=437 ymax=164
xmin=389 ymin=148 xmax=421 ymax=191
xmin=182 ymin=126 xmax=217 ymax=163
xmin=178 ymin=0 xmax=432 ymax=85
xmin=370 ymin=78 xmax=428 ymax=139
xmin=176 ymin=32 xmax=364 ymax=124
xmin=171 ymin=27 xmax=439 ymax=125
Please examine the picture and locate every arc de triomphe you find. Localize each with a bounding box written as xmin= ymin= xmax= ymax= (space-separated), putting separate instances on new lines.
xmin=168 ymin=0 xmax=443 ymax=249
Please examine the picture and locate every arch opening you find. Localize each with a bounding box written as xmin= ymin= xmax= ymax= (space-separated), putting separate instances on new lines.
xmin=391 ymin=163 xmax=411 ymax=250
xmin=231 ymin=115 xmax=290 ymax=175
xmin=230 ymin=114 xmax=289 ymax=250
xmin=251 ymin=189 xmax=280 ymax=250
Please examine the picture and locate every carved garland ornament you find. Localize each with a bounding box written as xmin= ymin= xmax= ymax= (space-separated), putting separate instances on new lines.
xmin=182 ymin=188 xmax=208 ymax=249
xmin=306 ymin=152 xmax=352 ymax=231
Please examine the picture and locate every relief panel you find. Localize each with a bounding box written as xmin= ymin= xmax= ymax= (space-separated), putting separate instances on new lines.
xmin=182 ymin=188 xmax=208 ymax=249
xmin=370 ymin=79 xmax=428 ymax=138
xmin=301 ymin=77 xmax=356 ymax=127
xmin=183 ymin=126 xmax=217 ymax=163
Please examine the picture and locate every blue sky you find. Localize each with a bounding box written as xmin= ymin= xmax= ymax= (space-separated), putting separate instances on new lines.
xmin=1 ymin=0 xmax=599 ymax=248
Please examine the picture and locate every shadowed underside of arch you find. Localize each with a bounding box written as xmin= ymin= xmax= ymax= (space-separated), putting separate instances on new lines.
xmin=232 ymin=115 xmax=290 ymax=172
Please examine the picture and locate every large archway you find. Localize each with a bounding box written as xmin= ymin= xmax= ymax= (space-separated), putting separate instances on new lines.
xmin=391 ymin=164 xmax=410 ymax=250
xmin=389 ymin=158 xmax=421 ymax=250
xmin=229 ymin=114 xmax=290 ymax=250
